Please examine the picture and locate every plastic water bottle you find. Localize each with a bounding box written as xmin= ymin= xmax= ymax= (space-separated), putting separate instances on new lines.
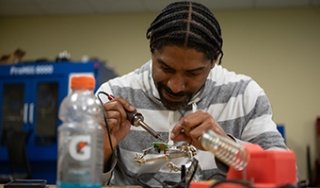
xmin=200 ymin=130 xmax=248 ymax=171
xmin=57 ymin=75 xmax=104 ymax=188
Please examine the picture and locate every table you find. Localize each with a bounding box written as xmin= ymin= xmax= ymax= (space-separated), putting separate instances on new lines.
xmin=0 ymin=185 xmax=142 ymax=188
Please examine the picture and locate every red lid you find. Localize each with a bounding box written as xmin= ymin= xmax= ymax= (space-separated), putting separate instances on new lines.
xmin=71 ymin=75 xmax=95 ymax=90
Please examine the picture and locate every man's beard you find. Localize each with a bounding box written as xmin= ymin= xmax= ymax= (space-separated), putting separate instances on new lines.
xmin=157 ymin=82 xmax=193 ymax=110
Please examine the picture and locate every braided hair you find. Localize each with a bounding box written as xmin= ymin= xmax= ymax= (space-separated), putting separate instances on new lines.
xmin=146 ymin=1 xmax=224 ymax=64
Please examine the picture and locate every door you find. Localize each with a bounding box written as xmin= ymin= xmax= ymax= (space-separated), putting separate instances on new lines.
xmin=0 ymin=79 xmax=31 ymax=160
xmin=28 ymin=76 xmax=66 ymax=160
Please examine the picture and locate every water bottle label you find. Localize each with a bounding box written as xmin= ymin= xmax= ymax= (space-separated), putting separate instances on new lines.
xmin=69 ymin=135 xmax=91 ymax=161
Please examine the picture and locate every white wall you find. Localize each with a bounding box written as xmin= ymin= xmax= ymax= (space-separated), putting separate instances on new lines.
xmin=1 ymin=7 xmax=319 ymax=180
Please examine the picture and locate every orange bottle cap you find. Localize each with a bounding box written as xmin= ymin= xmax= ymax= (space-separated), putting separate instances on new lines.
xmin=71 ymin=75 xmax=95 ymax=90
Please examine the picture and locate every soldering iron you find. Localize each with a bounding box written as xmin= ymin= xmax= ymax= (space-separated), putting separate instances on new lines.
xmin=106 ymin=93 xmax=164 ymax=141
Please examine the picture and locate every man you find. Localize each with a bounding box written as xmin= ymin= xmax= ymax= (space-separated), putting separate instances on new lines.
xmin=96 ymin=1 xmax=287 ymax=186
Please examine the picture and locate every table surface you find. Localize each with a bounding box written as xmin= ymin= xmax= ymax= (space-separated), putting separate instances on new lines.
xmin=0 ymin=185 xmax=142 ymax=188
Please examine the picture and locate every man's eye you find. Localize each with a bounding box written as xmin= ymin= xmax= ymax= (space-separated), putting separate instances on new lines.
xmin=186 ymin=71 xmax=201 ymax=77
xmin=161 ymin=66 xmax=174 ymax=73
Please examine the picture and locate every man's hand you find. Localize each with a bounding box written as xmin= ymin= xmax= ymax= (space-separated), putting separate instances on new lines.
xmin=102 ymin=96 xmax=135 ymax=162
xmin=170 ymin=110 xmax=228 ymax=150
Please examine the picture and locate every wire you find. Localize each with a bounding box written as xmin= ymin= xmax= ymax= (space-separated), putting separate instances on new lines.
xmin=97 ymin=91 xmax=116 ymax=159
xmin=97 ymin=91 xmax=153 ymax=187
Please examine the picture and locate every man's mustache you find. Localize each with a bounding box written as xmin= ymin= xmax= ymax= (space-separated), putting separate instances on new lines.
xmin=162 ymin=85 xmax=190 ymax=97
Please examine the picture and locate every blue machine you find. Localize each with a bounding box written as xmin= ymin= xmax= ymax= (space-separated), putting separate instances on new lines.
xmin=0 ymin=60 xmax=117 ymax=183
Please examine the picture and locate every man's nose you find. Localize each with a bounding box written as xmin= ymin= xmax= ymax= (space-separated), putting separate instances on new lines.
xmin=167 ymin=75 xmax=186 ymax=93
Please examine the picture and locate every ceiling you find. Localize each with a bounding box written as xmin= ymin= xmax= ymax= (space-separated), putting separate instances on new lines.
xmin=0 ymin=0 xmax=319 ymax=16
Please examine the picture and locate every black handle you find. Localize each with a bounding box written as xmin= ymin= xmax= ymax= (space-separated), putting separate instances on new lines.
xmin=126 ymin=111 xmax=143 ymax=125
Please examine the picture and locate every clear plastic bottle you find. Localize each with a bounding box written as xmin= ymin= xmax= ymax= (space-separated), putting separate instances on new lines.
xmin=57 ymin=75 xmax=104 ymax=188
xmin=200 ymin=130 xmax=248 ymax=171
